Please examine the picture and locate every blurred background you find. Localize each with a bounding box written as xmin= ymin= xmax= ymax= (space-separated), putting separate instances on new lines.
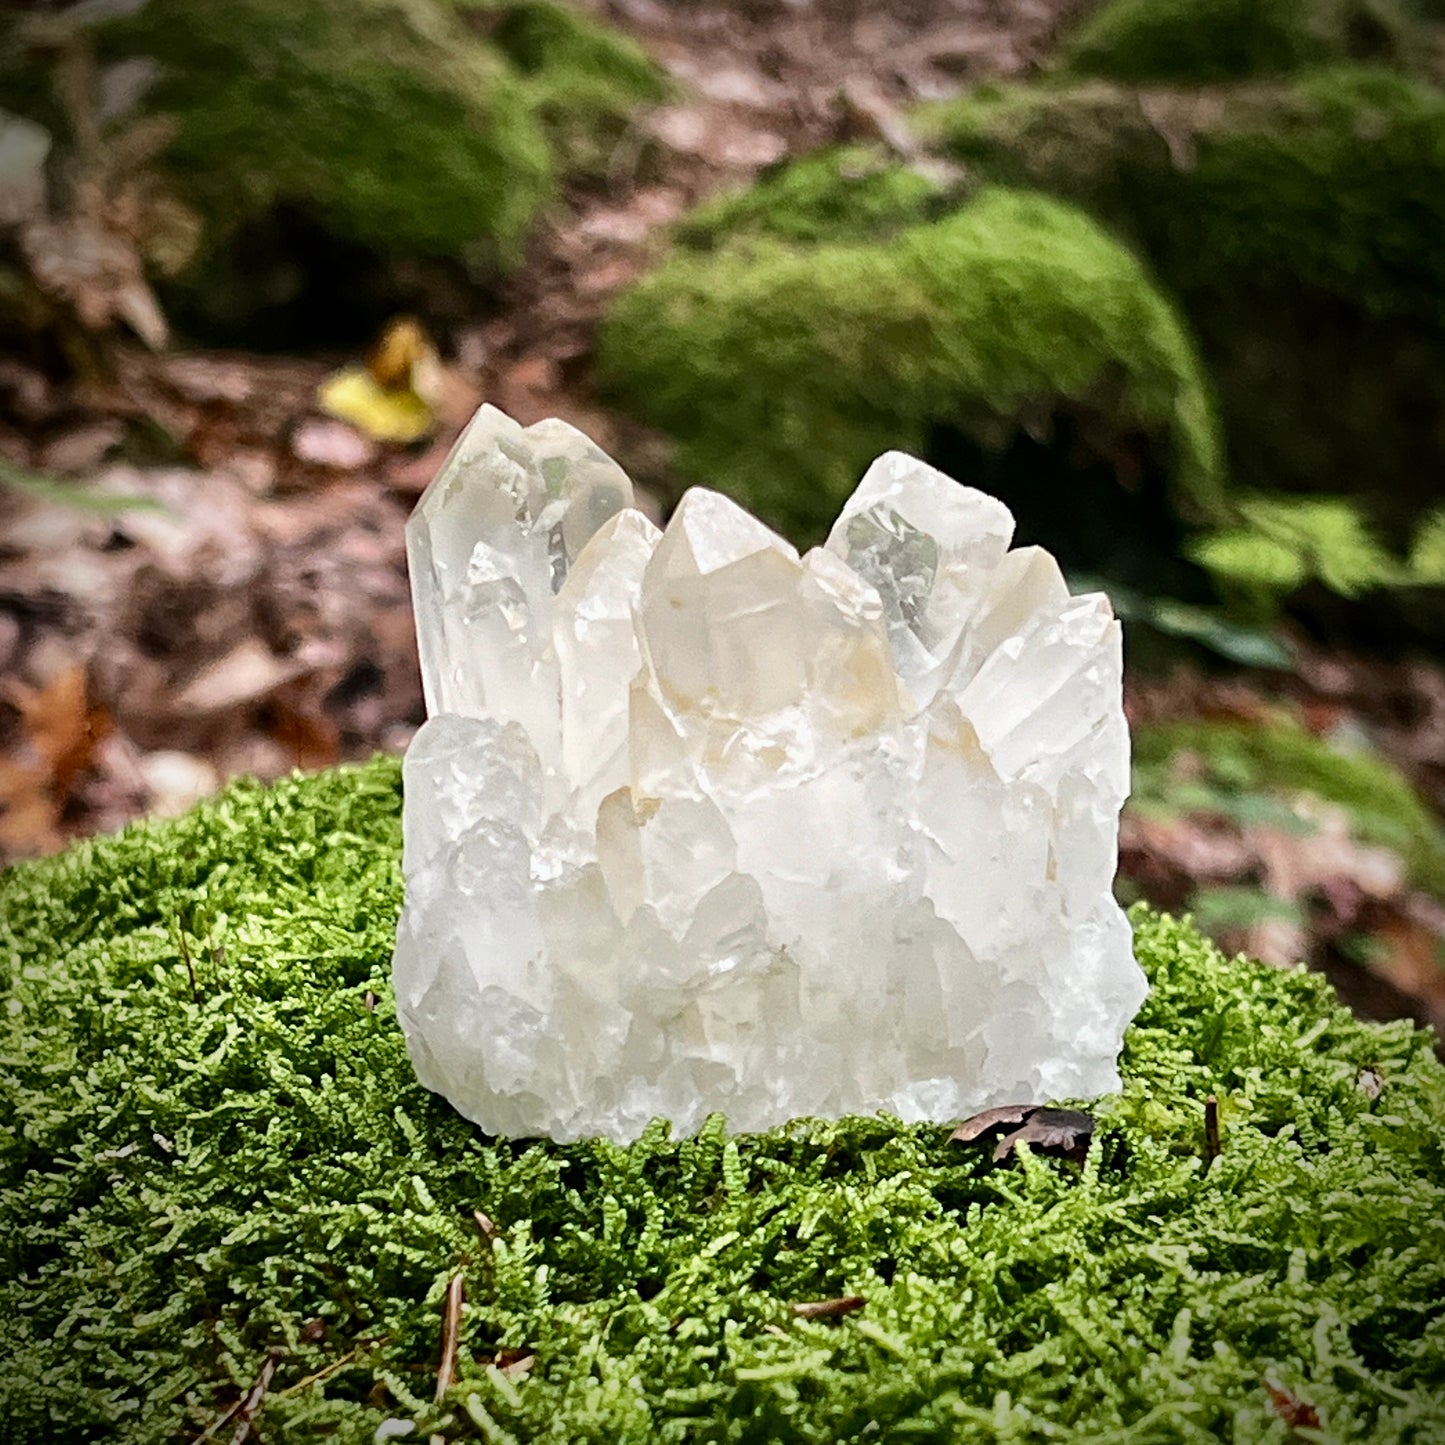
xmin=1 ymin=0 xmax=1443 ymax=1038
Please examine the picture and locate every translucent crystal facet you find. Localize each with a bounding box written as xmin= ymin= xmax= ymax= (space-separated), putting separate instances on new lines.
xmin=395 ymin=417 xmax=1147 ymax=1142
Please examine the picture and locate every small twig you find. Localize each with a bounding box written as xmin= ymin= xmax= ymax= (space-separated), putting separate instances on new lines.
xmin=175 ymin=919 xmax=199 ymax=1002
xmin=275 ymin=1336 xmax=387 ymax=1399
xmin=229 ymin=1349 xmax=282 ymax=1445
xmin=193 ymin=1395 xmax=245 ymax=1444
xmin=436 ymin=1273 xmax=465 ymax=1402
xmin=54 ymin=35 xmax=102 ymax=161
xmin=195 ymin=1349 xmax=282 ymax=1444
xmin=429 ymin=1274 xmax=465 ymax=1445
xmin=790 ymin=1296 xmax=866 ymax=1322
xmin=1204 ymin=1095 xmax=1221 ymax=1170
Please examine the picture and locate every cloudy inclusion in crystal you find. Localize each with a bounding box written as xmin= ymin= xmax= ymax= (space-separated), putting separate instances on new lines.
xmin=394 ymin=405 xmax=1146 ymax=1142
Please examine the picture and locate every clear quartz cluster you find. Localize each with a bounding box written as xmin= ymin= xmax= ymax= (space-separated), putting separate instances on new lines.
xmin=393 ymin=405 xmax=1147 ymax=1142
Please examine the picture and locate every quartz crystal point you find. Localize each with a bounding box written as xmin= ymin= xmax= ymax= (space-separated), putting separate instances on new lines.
xmin=395 ymin=406 xmax=1147 ymax=1142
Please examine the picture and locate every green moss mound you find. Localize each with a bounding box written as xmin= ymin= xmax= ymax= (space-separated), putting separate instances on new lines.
xmin=647 ymin=64 xmax=1445 ymax=605
xmin=95 ymin=0 xmax=552 ymax=262
xmin=930 ymin=67 xmax=1445 ymax=333
xmin=600 ymin=186 xmax=1222 ymax=546
xmin=1061 ymin=0 xmax=1416 ymax=83
xmin=2 ymin=0 xmax=665 ymax=344
xmin=3 ymin=763 xmax=1445 ymax=1441
xmin=926 ymin=64 xmax=1445 ymax=538
xmin=674 ymin=145 xmax=947 ymax=250
xmin=480 ymin=0 xmax=668 ymax=180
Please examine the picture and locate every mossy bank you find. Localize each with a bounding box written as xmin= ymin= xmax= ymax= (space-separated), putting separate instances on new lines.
xmin=1059 ymin=0 xmax=1420 ymax=84
xmin=601 ymin=20 xmax=1445 ymax=631
xmin=1 ymin=0 xmax=663 ymax=344
xmin=3 ymin=761 xmax=1444 ymax=1442
xmin=600 ymin=185 xmax=1223 ymax=569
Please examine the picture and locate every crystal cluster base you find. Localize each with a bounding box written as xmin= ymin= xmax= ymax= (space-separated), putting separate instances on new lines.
xmin=393 ymin=405 xmax=1146 ymax=1142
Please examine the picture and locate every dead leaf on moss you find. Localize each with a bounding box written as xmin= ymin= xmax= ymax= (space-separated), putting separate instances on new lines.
xmin=492 ymin=1347 xmax=535 ymax=1379
xmin=950 ymin=1104 xmax=1095 ymax=1163
xmin=948 ymin=1104 xmax=1038 ymax=1144
xmin=1263 ymin=1375 xmax=1321 ymax=1431
xmin=991 ymin=1108 xmax=1095 ymax=1163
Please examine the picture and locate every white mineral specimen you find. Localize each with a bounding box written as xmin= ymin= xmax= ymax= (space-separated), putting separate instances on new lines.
xmin=393 ymin=405 xmax=1147 ymax=1142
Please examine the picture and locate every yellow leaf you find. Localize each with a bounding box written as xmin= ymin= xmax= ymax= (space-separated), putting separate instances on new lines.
xmin=317 ymin=366 xmax=434 ymax=444
xmin=367 ymin=315 xmax=432 ymax=390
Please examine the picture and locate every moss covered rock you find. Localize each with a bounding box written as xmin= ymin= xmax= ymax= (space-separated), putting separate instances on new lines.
xmin=930 ymin=66 xmax=1445 ymax=331
xmin=2 ymin=0 xmax=663 ymax=343
xmin=97 ymin=0 xmax=552 ymax=262
xmin=1060 ymin=0 xmax=1418 ymax=83
xmin=639 ymin=61 xmax=1445 ymax=624
xmin=3 ymin=762 xmax=1445 ymax=1441
xmin=600 ymin=186 xmax=1223 ymax=551
xmin=481 ymin=0 xmax=667 ymax=181
xmin=925 ymin=64 xmax=1445 ymax=538
xmin=672 ymin=144 xmax=946 ymax=250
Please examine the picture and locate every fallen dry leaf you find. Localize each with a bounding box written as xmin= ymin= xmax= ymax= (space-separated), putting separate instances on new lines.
xmin=367 ymin=316 xmax=436 ymax=394
xmin=6 ymin=664 xmax=109 ymax=798
xmin=290 ymin=417 xmax=377 ymax=471
xmin=948 ymin=1104 xmax=1038 ymax=1144
xmin=135 ymin=748 xmax=220 ymax=819
xmin=317 ymin=366 xmax=434 ymax=445
xmin=950 ymin=1104 xmax=1096 ymax=1163
xmin=1264 ymin=1375 xmax=1321 ymax=1431
xmin=1367 ymin=915 xmax=1445 ymax=1038
xmin=22 ymin=210 xmax=168 ymax=350
xmin=264 ymin=684 xmax=343 ymax=771
xmin=990 ymin=1108 xmax=1096 ymax=1163
xmin=0 ymin=758 xmax=63 ymax=857
xmin=316 ymin=317 xmax=460 ymax=445
xmin=170 ymin=639 xmax=313 ymax=717
xmin=1254 ymin=803 xmax=1405 ymax=908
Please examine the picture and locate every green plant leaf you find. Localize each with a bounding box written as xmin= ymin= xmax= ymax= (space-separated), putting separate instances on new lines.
xmin=0 ymin=458 xmax=167 ymax=513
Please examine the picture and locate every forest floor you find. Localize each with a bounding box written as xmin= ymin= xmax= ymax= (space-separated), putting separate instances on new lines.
xmin=2 ymin=0 xmax=1442 ymax=1037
